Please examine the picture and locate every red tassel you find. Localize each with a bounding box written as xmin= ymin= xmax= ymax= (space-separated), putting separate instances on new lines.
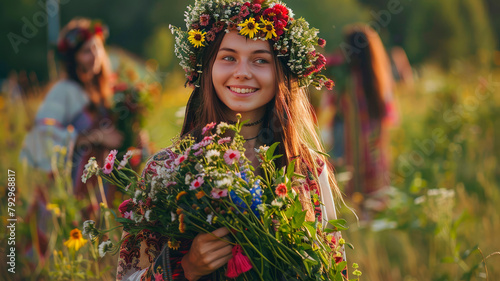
xmin=225 ymin=245 xmax=253 ymax=278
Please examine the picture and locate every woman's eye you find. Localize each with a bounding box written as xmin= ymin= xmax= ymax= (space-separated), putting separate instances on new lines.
xmin=255 ymin=59 xmax=269 ymax=64
xmin=222 ymin=56 xmax=235 ymax=61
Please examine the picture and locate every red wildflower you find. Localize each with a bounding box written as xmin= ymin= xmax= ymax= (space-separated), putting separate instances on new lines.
xmin=118 ymin=199 xmax=132 ymax=216
xmin=212 ymin=21 xmax=225 ymax=33
xmin=251 ymin=4 xmax=261 ymax=13
xmin=200 ymin=14 xmax=210 ymax=26
xmin=275 ymin=183 xmax=288 ymax=197
xmin=239 ymin=5 xmax=250 ymax=18
xmin=324 ymin=79 xmax=335 ymax=90
xmin=206 ymin=30 xmax=216 ymax=42
xmin=318 ymin=38 xmax=326 ymax=48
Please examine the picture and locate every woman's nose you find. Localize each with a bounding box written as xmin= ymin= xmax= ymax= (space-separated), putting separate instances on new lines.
xmin=233 ymin=61 xmax=252 ymax=80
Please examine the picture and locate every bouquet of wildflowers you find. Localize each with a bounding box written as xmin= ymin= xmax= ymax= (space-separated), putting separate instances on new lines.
xmin=82 ymin=115 xmax=355 ymax=280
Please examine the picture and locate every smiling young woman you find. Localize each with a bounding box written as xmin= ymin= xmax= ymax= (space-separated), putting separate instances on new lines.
xmin=116 ymin=1 xmax=345 ymax=280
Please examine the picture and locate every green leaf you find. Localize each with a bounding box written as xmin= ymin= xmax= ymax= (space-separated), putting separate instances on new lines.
xmin=286 ymin=159 xmax=296 ymax=179
xmin=292 ymin=210 xmax=307 ymax=229
xmin=266 ymin=142 xmax=280 ymax=160
xmin=304 ymin=222 xmax=317 ymax=240
xmin=327 ymin=219 xmax=349 ymax=231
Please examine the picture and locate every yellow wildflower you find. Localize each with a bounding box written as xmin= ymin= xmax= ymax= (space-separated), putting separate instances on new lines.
xmin=195 ymin=190 xmax=206 ymax=199
xmin=238 ymin=17 xmax=260 ymax=39
xmin=63 ymin=228 xmax=87 ymax=251
xmin=260 ymin=19 xmax=277 ymax=40
xmin=188 ymin=29 xmax=206 ymax=48
xmin=176 ymin=191 xmax=188 ymax=201
xmin=46 ymin=204 xmax=61 ymax=216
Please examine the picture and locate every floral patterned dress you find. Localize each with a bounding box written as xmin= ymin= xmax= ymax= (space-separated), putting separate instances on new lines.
xmin=116 ymin=148 xmax=346 ymax=281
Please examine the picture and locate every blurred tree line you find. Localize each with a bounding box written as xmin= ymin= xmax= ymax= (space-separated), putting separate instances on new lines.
xmin=0 ymin=0 xmax=498 ymax=82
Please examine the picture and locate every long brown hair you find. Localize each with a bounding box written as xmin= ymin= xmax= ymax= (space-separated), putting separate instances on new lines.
xmin=344 ymin=24 xmax=393 ymax=120
xmin=180 ymin=32 xmax=342 ymax=201
xmin=58 ymin=18 xmax=113 ymax=110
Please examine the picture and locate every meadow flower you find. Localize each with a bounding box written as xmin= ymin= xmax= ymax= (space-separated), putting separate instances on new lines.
xmin=176 ymin=191 xmax=188 ymax=201
xmin=216 ymin=122 xmax=230 ymax=134
xmin=202 ymin=122 xmax=216 ymax=135
xmin=199 ymin=14 xmax=210 ymax=26
xmin=260 ymin=19 xmax=277 ymax=40
xmin=271 ymin=199 xmax=283 ymax=208
xmin=81 ymin=220 xmax=98 ymax=239
xmin=224 ymin=149 xmax=240 ymax=165
xmin=118 ymin=150 xmax=134 ymax=170
xmin=211 ymin=188 xmax=228 ymax=199
xmin=103 ymin=149 xmax=118 ymax=174
xmin=98 ymin=240 xmax=113 ymax=258
xmin=174 ymin=154 xmax=188 ymax=166
xmin=131 ymin=212 xmax=143 ymax=223
xmin=145 ymin=210 xmax=152 ymax=221
xmin=318 ymin=38 xmax=326 ymax=48
xmin=238 ymin=17 xmax=260 ymax=38
xmin=216 ymin=177 xmax=232 ymax=188
xmin=46 ymin=203 xmax=61 ymax=216
xmin=205 ymin=149 xmax=220 ymax=162
xmin=194 ymin=149 xmax=203 ymax=156
xmin=188 ymin=29 xmax=206 ymax=48
xmin=196 ymin=190 xmax=206 ymax=199
xmin=190 ymin=177 xmax=204 ymax=190
xmin=206 ymin=212 xmax=214 ymax=224
xmin=118 ymin=199 xmax=132 ymax=216
xmin=82 ymin=157 xmax=99 ymax=183
xmin=179 ymin=213 xmax=185 ymax=233
xmin=275 ymin=183 xmax=287 ymax=197
xmin=218 ymin=137 xmax=231 ymax=144
xmin=64 ymin=228 xmax=87 ymax=251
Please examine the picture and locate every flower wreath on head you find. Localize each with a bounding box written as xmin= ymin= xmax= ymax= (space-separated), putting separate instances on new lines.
xmin=170 ymin=0 xmax=334 ymax=90
xmin=57 ymin=20 xmax=108 ymax=55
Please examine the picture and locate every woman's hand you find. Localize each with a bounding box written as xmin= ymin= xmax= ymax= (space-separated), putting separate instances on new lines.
xmin=181 ymin=227 xmax=233 ymax=281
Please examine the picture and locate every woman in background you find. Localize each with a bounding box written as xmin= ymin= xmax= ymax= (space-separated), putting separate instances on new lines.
xmin=20 ymin=17 xmax=123 ymax=260
xmin=320 ymin=24 xmax=397 ymax=216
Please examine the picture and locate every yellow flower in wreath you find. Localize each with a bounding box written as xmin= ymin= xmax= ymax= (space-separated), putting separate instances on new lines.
xmin=260 ymin=19 xmax=277 ymax=40
xmin=238 ymin=17 xmax=260 ymax=39
xmin=188 ymin=29 xmax=207 ymax=48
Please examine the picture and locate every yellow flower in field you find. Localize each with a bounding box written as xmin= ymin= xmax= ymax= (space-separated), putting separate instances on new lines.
xmin=188 ymin=29 xmax=207 ymax=48
xmin=195 ymin=190 xmax=206 ymax=199
xmin=64 ymin=228 xmax=87 ymax=251
xmin=176 ymin=191 xmax=188 ymax=201
xmin=46 ymin=204 xmax=61 ymax=216
xmin=260 ymin=19 xmax=277 ymax=40
xmin=238 ymin=17 xmax=260 ymax=38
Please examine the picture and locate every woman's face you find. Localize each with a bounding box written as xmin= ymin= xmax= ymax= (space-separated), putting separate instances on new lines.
xmin=212 ymin=30 xmax=276 ymax=120
xmin=75 ymin=36 xmax=105 ymax=76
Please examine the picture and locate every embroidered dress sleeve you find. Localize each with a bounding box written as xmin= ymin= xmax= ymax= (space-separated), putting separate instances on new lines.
xmin=316 ymin=161 xmax=348 ymax=277
xmin=19 ymin=80 xmax=89 ymax=171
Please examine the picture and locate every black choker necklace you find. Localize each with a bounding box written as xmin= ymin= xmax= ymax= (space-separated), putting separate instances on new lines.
xmin=244 ymin=134 xmax=259 ymax=141
xmin=229 ymin=116 xmax=264 ymax=127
